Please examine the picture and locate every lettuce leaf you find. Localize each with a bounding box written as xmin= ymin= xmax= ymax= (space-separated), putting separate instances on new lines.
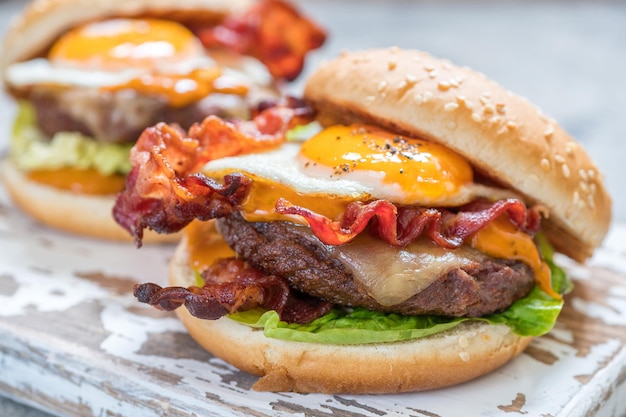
xmin=228 ymin=235 xmax=572 ymax=345
xmin=10 ymin=101 xmax=133 ymax=175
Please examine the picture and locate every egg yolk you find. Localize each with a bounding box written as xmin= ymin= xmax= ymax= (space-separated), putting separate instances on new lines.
xmin=47 ymin=18 xmax=248 ymax=107
xmin=49 ymin=19 xmax=203 ymax=71
xmin=298 ymin=125 xmax=473 ymax=203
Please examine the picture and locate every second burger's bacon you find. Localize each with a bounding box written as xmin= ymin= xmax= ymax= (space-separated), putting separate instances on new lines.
xmin=276 ymin=198 xmax=543 ymax=249
xmin=196 ymin=0 xmax=326 ymax=81
xmin=133 ymin=258 xmax=332 ymax=324
xmin=113 ymin=98 xmax=316 ymax=245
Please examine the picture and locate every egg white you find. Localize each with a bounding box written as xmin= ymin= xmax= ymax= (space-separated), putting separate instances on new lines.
xmin=201 ymin=143 xmax=522 ymax=206
xmin=5 ymin=54 xmax=271 ymax=90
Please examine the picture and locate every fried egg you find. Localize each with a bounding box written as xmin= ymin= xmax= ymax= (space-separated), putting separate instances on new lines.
xmin=5 ymin=18 xmax=272 ymax=107
xmin=201 ymin=124 xmax=520 ymax=222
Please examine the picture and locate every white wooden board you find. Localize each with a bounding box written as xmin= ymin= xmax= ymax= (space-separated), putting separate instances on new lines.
xmin=1 ymin=186 xmax=625 ymax=417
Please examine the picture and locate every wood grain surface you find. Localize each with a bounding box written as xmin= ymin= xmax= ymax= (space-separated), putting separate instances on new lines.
xmin=1 ymin=185 xmax=625 ymax=417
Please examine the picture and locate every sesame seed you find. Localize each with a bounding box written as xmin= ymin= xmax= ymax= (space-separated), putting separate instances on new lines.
xmin=388 ymin=60 xmax=398 ymax=70
xmin=590 ymin=183 xmax=597 ymax=194
xmin=573 ymin=191 xmax=580 ymax=204
xmin=555 ymin=154 xmax=565 ymax=164
xmin=565 ymin=142 xmax=577 ymax=155
xmin=389 ymin=46 xmax=400 ymax=54
xmin=414 ymin=91 xmax=433 ymax=104
xmin=428 ymin=70 xmax=438 ymax=78
xmin=438 ymin=81 xmax=451 ymax=91
xmin=405 ymin=74 xmax=418 ymax=84
xmin=423 ymin=64 xmax=435 ymax=71
xmin=496 ymin=103 xmax=506 ymax=114
xmin=482 ymin=91 xmax=492 ymax=99
xmin=471 ymin=112 xmax=482 ymax=122
xmin=458 ymin=335 xmax=469 ymax=348
xmin=444 ymin=102 xmax=459 ymax=111
xmin=579 ymin=168 xmax=588 ymax=181
xmin=562 ymin=164 xmax=571 ymax=178
xmin=377 ymin=80 xmax=388 ymax=92
xmin=449 ymin=78 xmax=460 ymax=88
xmin=479 ymin=96 xmax=490 ymax=105
xmin=588 ymin=169 xmax=596 ymax=179
xmin=580 ymin=181 xmax=589 ymax=193
xmin=540 ymin=158 xmax=551 ymax=172
xmin=507 ymin=121 xmax=518 ymax=130
xmin=365 ymin=95 xmax=375 ymax=105
xmin=588 ymin=195 xmax=596 ymax=209
xmin=459 ymin=352 xmax=470 ymax=362
xmin=545 ymin=124 xmax=554 ymax=138
xmin=483 ymin=103 xmax=496 ymax=114
xmin=397 ymin=80 xmax=407 ymax=89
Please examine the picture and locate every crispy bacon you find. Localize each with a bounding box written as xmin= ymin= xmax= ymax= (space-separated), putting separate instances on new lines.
xmin=133 ymin=258 xmax=332 ymax=324
xmin=196 ymin=0 xmax=326 ymax=81
xmin=113 ymin=98 xmax=316 ymax=245
xmin=275 ymin=198 xmax=543 ymax=249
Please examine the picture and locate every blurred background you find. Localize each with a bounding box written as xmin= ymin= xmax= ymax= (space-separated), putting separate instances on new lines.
xmin=1 ymin=0 xmax=624 ymax=220
xmin=0 ymin=0 xmax=625 ymax=415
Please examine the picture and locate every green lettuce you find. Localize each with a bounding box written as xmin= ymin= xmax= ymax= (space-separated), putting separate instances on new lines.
xmin=228 ymin=235 xmax=572 ymax=345
xmin=10 ymin=101 xmax=133 ymax=176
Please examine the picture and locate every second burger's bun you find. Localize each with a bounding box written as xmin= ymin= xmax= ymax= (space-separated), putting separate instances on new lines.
xmin=170 ymin=233 xmax=532 ymax=393
xmin=1 ymin=158 xmax=179 ymax=243
xmin=304 ymin=48 xmax=612 ymax=262
xmin=1 ymin=0 xmax=254 ymax=75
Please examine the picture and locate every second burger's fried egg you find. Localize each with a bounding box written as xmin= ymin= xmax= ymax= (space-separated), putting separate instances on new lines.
xmin=202 ymin=124 xmax=520 ymax=223
xmin=5 ymin=18 xmax=272 ymax=107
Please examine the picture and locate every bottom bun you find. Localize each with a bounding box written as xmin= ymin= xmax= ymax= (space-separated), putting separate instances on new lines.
xmin=1 ymin=158 xmax=179 ymax=243
xmin=170 ymin=234 xmax=533 ymax=394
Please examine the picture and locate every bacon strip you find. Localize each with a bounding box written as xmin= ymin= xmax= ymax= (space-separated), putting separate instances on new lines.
xmin=133 ymin=258 xmax=332 ymax=324
xmin=113 ymin=98 xmax=316 ymax=245
xmin=276 ymin=198 xmax=543 ymax=249
xmin=196 ymin=0 xmax=326 ymax=81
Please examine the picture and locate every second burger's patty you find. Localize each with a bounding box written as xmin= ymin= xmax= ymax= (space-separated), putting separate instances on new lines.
xmin=217 ymin=212 xmax=535 ymax=318
xmin=29 ymin=88 xmax=265 ymax=143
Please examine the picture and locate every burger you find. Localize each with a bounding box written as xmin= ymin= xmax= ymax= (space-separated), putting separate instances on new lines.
xmin=0 ymin=0 xmax=325 ymax=241
xmin=113 ymin=48 xmax=611 ymax=393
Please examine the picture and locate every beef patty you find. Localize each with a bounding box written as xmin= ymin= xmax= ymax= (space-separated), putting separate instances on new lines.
xmin=29 ymin=87 xmax=273 ymax=143
xmin=216 ymin=212 xmax=535 ymax=318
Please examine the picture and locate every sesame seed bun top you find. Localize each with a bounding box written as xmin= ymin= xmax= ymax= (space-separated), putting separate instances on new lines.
xmin=1 ymin=0 xmax=254 ymax=75
xmin=303 ymin=48 xmax=612 ymax=262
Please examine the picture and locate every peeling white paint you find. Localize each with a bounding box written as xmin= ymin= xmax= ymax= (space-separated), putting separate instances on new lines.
xmin=1 ymin=188 xmax=626 ymax=417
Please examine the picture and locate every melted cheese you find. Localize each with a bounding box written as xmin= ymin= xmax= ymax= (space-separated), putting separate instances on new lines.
xmin=185 ymin=220 xmax=235 ymax=271
xmin=27 ymin=168 xmax=126 ymax=195
xmin=470 ymin=215 xmax=558 ymax=298
xmin=328 ymin=232 xmax=487 ymax=306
